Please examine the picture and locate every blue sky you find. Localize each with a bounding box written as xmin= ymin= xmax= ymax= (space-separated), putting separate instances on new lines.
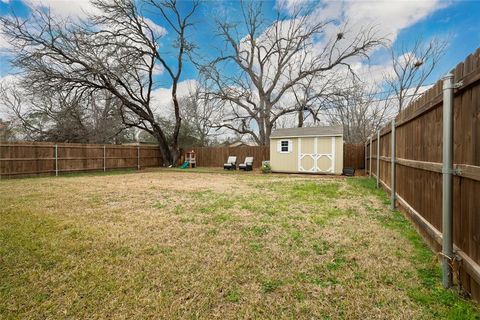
xmin=391 ymin=0 xmax=480 ymax=81
xmin=0 ymin=0 xmax=479 ymax=93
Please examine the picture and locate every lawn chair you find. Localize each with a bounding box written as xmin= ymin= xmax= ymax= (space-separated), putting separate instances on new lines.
xmin=238 ymin=156 xmax=254 ymax=171
xmin=223 ymin=156 xmax=237 ymax=170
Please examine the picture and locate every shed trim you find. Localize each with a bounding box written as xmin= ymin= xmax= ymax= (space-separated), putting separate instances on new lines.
xmin=297 ymin=138 xmax=301 ymax=172
xmin=331 ymin=136 xmax=336 ymax=173
xmin=271 ymin=134 xmax=343 ymax=139
xmin=270 ymin=126 xmax=343 ymax=138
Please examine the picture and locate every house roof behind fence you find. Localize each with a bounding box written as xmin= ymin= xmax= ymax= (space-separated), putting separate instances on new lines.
xmin=270 ymin=126 xmax=343 ymax=138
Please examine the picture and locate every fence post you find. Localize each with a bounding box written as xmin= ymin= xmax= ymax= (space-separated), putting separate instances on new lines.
xmin=137 ymin=145 xmax=140 ymax=170
xmin=103 ymin=145 xmax=106 ymax=172
xmin=391 ymin=119 xmax=396 ymax=210
xmin=364 ymin=142 xmax=367 ymax=173
xmin=369 ymin=136 xmax=372 ymax=177
xmin=54 ymin=144 xmax=58 ymax=177
xmin=376 ymin=130 xmax=380 ymax=188
xmin=442 ymin=73 xmax=454 ymax=288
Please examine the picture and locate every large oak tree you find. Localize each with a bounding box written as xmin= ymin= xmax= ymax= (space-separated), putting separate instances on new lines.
xmin=1 ymin=0 xmax=199 ymax=165
xmin=201 ymin=2 xmax=384 ymax=145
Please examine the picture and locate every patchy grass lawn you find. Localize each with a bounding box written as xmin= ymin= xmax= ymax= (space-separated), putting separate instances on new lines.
xmin=0 ymin=169 xmax=478 ymax=319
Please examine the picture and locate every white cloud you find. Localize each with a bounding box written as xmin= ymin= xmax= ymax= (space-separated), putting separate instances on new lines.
xmin=302 ymin=0 xmax=450 ymax=95
xmin=275 ymin=0 xmax=450 ymax=79
xmin=306 ymin=0 xmax=448 ymax=44
xmin=143 ymin=17 xmax=167 ymax=37
xmin=344 ymin=0 xmax=448 ymax=43
xmin=0 ymin=73 xmax=19 ymax=84
xmin=150 ymin=79 xmax=198 ymax=116
xmin=241 ymin=0 xmax=450 ymax=101
xmin=0 ymin=12 xmax=15 ymax=55
xmin=276 ymin=0 xmax=310 ymax=14
xmin=152 ymin=64 xmax=164 ymax=76
xmin=402 ymin=83 xmax=432 ymax=104
xmin=0 ymin=33 xmax=13 ymax=54
xmin=349 ymin=62 xmax=394 ymax=87
xmin=0 ymin=74 xmax=22 ymax=119
xmin=23 ymin=0 xmax=100 ymax=19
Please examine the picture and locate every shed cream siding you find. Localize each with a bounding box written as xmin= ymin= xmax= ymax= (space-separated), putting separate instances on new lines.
xmin=300 ymin=138 xmax=315 ymax=172
xmin=270 ymin=135 xmax=343 ymax=174
xmin=269 ymin=138 xmax=298 ymax=172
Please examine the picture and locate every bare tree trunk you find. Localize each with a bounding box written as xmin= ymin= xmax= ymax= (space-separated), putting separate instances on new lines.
xmin=150 ymin=125 xmax=173 ymax=166
xmin=297 ymin=110 xmax=304 ymax=128
xmin=265 ymin=124 xmax=273 ymax=146
xmin=171 ymin=90 xmax=181 ymax=166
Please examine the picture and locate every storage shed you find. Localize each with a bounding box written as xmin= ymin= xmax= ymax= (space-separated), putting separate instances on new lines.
xmin=269 ymin=126 xmax=343 ymax=174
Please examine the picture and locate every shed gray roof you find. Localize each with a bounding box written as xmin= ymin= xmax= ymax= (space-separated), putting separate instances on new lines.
xmin=270 ymin=126 xmax=343 ymax=138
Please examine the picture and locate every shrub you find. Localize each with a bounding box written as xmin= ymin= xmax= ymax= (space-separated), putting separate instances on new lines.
xmin=261 ymin=161 xmax=271 ymax=174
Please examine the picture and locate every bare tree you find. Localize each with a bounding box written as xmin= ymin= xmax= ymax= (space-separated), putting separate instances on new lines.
xmin=201 ymin=2 xmax=384 ymax=145
xmin=0 ymin=0 xmax=199 ymax=165
xmin=0 ymin=82 xmax=132 ymax=143
xmin=289 ymin=75 xmax=340 ymax=128
xmin=0 ymin=118 xmax=16 ymax=142
xmin=322 ymin=82 xmax=394 ymax=143
xmin=180 ymin=86 xmax=222 ymax=146
xmin=385 ymin=38 xmax=446 ymax=113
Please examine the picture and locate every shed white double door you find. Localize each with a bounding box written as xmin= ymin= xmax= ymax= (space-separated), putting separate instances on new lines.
xmin=297 ymin=137 xmax=336 ymax=173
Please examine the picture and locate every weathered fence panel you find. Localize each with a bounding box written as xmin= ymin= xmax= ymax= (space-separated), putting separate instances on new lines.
xmin=1 ymin=141 xmax=364 ymax=177
xmin=343 ymin=143 xmax=365 ymax=169
xmin=366 ymin=48 xmax=480 ymax=302
xmin=186 ymin=143 xmax=364 ymax=169
xmin=185 ymin=146 xmax=270 ymax=169
xmin=0 ymin=142 xmax=162 ymax=178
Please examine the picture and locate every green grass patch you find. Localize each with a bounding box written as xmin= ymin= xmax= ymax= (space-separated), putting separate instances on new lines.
xmin=261 ymin=279 xmax=283 ymax=293
xmin=0 ymin=210 xmax=122 ymax=318
xmin=312 ymin=239 xmax=331 ymax=255
xmin=60 ymin=168 xmax=136 ymax=178
xmin=152 ymin=202 xmax=166 ymax=209
xmin=289 ymin=181 xmax=341 ymax=199
xmin=243 ymin=225 xmax=269 ymax=237
xmin=199 ymin=195 xmax=236 ymax=214
xmin=226 ymin=289 xmax=241 ymax=302
xmin=249 ymin=241 xmax=262 ymax=252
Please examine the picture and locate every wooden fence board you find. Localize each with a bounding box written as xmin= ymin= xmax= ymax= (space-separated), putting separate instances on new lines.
xmin=366 ymin=47 xmax=480 ymax=302
xmin=0 ymin=143 xmax=163 ymax=177
xmin=343 ymin=144 xmax=365 ymax=169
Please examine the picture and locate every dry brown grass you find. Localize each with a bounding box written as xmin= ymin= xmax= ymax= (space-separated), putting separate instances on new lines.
xmin=0 ymin=169 xmax=478 ymax=319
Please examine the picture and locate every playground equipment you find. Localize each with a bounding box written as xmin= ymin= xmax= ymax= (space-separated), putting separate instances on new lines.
xmin=184 ymin=150 xmax=196 ymax=168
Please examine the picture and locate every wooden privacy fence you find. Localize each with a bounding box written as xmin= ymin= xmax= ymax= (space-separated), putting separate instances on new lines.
xmin=185 ymin=146 xmax=269 ymax=169
xmin=1 ymin=142 xmax=364 ymax=177
xmin=0 ymin=142 xmax=162 ymax=178
xmin=366 ymin=48 xmax=480 ymax=301
xmin=343 ymin=143 xmax=365 ymax=170
xmin=185 ymin=143 xmax=364 ymax=169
